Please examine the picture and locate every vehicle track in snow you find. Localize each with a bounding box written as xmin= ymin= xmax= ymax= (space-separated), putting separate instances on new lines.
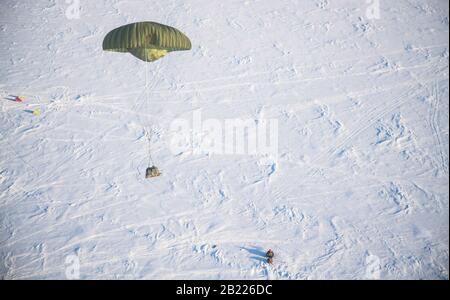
xmin=429 ymin=81 xmax=449 ymax=175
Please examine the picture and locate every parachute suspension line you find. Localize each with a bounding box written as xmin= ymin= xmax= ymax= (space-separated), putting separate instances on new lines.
xmin=144 ymin=62 xmax=155 ymax=168
xmin=145 ymin=61 xmax=149 ymax=104
xmin=146 ymin=128 xmax=155 ymax=168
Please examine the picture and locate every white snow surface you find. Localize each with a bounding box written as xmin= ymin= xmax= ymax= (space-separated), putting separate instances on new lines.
xmin=0 ymin=0 xmax=449 ymax=280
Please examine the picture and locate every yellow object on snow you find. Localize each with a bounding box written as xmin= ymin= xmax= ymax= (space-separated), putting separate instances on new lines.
xmin=32 ymin=109 xmax=41 ymax=116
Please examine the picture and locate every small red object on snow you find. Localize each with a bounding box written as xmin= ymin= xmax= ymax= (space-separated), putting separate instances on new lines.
xmin=15 ymin=96 xmax=24 ymax=102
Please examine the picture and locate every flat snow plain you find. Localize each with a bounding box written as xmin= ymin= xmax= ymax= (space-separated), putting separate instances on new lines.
xmin=0 ymin=0 xmax=448 ymax=279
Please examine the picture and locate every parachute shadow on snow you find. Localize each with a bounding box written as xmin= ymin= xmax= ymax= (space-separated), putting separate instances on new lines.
xmin=241 ymin=246 xmax=267 ymax=263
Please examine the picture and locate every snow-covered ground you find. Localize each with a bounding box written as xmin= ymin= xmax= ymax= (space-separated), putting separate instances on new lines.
xmin=0 ymin=0 xmax=448 ymax=280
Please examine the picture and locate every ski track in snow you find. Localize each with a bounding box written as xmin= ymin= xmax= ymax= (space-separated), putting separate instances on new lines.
xmin=0 ymin=0 xmax=449 ymax=279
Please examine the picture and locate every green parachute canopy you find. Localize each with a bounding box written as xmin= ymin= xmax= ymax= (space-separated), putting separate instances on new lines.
xmin=103 ymin=22 xmax=192 ymax=62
